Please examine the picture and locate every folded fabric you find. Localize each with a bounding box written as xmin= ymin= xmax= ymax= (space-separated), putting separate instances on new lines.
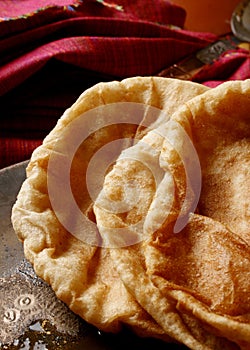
xmin=0 ymin=0 xmax=249 ymax=168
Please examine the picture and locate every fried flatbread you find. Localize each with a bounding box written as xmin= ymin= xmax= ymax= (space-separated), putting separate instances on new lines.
xmin=11 ymin=77 xmax=208 ymax=340
xmin=94 ymin=79 xmax=250 ymax=349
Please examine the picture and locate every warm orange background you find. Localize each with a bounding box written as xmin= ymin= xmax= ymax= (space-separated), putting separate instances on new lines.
xmin=171 ymin=0 xmax=241 ymax=35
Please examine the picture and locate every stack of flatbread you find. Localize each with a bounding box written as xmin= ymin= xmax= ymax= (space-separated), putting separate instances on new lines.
xmin=12 ymin=77 xmax=250 ymax=350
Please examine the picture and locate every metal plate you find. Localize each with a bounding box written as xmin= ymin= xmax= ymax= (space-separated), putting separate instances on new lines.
xmin=0 ymin=161 xmax=186 ymax=349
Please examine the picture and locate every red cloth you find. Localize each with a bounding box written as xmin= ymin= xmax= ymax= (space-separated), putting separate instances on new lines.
xmin=0 ymin=0 xmax=249 ymax=168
